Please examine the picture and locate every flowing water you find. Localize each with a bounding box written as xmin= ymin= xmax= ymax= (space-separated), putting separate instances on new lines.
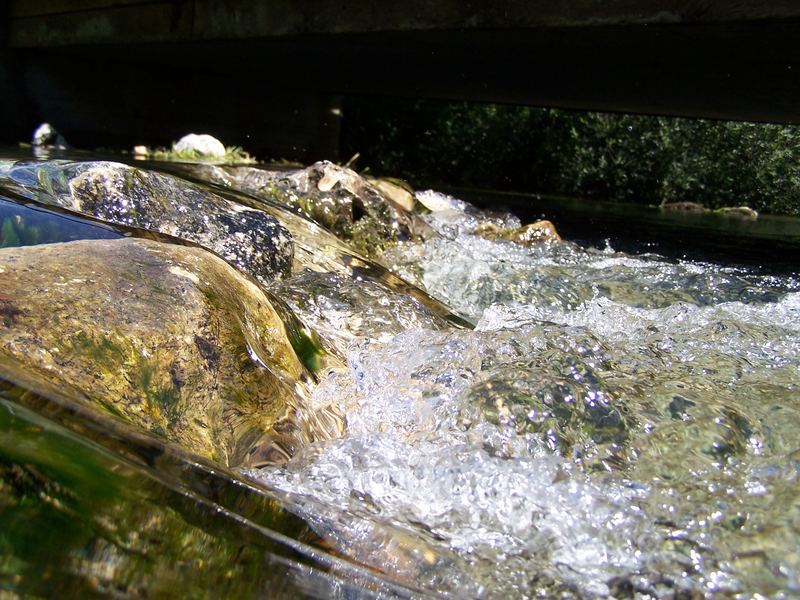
xmin=1 ymin=150 xmax=799 ymax=598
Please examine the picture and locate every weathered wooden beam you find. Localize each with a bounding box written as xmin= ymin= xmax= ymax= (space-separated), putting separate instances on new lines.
xmin=8 ymin=2 xmax=193 ymax=47
xmin=8 ymin=0 xmax=800 ymax=47
xmin=9 ymin=0 xmax=153 ymax=20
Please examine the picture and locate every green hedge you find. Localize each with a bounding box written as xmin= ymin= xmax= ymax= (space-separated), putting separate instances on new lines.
xmin=341 ymin=98 xmax=800 ymax=215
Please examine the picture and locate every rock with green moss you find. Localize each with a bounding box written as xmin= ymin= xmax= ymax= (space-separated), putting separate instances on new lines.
xmin=188 ymin=161 xmax=426 ymax=258
xmin=0 ymin=160 xmax=293 ymax=283
xmin=0 ymin=238 xmax=342 ymax=466
xmin=145 ymin=134 xmax=256 ymax=164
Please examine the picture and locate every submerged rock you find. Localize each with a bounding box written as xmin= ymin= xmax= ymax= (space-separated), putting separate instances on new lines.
xmin=661 ymin=202 xmax=759 ymax=220
xmin=0 ymin=161 xmax=293 ymax=283
xmin=274 ymin=270 xmax=452 ymax=355
xmin=0 ymin=238 xmax=342 ymax=466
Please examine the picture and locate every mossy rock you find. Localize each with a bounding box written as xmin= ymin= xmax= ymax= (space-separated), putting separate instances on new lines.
xmin=186 ymin=161 xmax=429 ymax=258
xmin=714 ymin=205 xmax=758 ymax=219
xmin=0 ymin=238 xmax=342 ymax=466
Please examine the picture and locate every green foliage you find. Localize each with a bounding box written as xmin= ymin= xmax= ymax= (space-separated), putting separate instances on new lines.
xmin=342 ymin=99 xmax=800 ymax=215
xmin=148 ymin=145 xmax=256 ymax=164
xmin=560 ymin=114 xmax=800 ymax=214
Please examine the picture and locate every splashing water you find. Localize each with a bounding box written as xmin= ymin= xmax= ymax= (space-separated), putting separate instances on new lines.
xmin=251 ymin=191 xmax=800 ymax=597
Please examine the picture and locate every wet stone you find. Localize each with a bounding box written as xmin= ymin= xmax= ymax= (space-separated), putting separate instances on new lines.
xmin=369 ymin=177 xmax=416 ymax=212
xmin=475 ymin=219 xmax=561 ymax=245
xmin=187 ymin=161 xmax=425 ymax=258
xmin=0 ymin=238 xmax=342 ymax=466
xmin=715 ymin=206 xmax=759 ymax=219
xmin=0 ymin=161 xmax=293 ymax=283
xmin=274 ymin=270 xmax=452 ymax=355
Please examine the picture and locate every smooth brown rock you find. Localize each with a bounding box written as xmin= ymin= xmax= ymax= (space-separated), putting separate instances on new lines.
xmin=370 ymin=177 xmax=416 ymax=212
xmin=0 ymin=238 xmax=342 ymax=466
xmin=474 ymin=219 xmax=561 ymax=245
xmin=507 ymin=220 xmax=561 ymax=245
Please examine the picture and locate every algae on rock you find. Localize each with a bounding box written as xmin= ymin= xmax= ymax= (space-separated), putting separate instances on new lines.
xmin=183 ymin=161 xmax=427 ymax=258
xmin=0 ymin=399 xmax=324 ymax=599
xmin=0 ymin=238 xmax=342 ymax=466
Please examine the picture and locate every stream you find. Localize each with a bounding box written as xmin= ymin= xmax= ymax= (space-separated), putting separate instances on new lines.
xmin=1 ymin=150 xmax=799 ymax=598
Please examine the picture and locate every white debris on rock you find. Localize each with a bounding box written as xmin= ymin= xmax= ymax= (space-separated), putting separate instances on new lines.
xmin=32 ymin=123 xmax=67 ymax=148
xmin=415 ymin=189 xmax=468 ymax=212
xmin=173 ymin=133 xmax=227 ymax=158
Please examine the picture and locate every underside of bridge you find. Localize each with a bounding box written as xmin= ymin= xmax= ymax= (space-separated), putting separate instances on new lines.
xmin=1 ymin=1 xmax=799 ymax=160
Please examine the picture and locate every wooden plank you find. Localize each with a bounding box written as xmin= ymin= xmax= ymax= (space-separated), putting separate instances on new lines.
xmin=11 ymin=1 xmax=800 ymax=48
xmin=189 ymin=1 xmax=800 ymax=40
xmin=8 ymin=2 xmax=192 ymax=47
xmin=5 ymin=0 xmax=800 ymax=130
xmin=10 ymin=0 xmax=154 ymax=19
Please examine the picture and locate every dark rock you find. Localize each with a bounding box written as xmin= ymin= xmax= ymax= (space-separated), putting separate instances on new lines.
xmin=660 ymin=201 xmax=708 ymax=214
xmin=0 ymin=160 xmax=294 ymax=283
xmin=187 ymin=161 xmax=426 ymax=258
